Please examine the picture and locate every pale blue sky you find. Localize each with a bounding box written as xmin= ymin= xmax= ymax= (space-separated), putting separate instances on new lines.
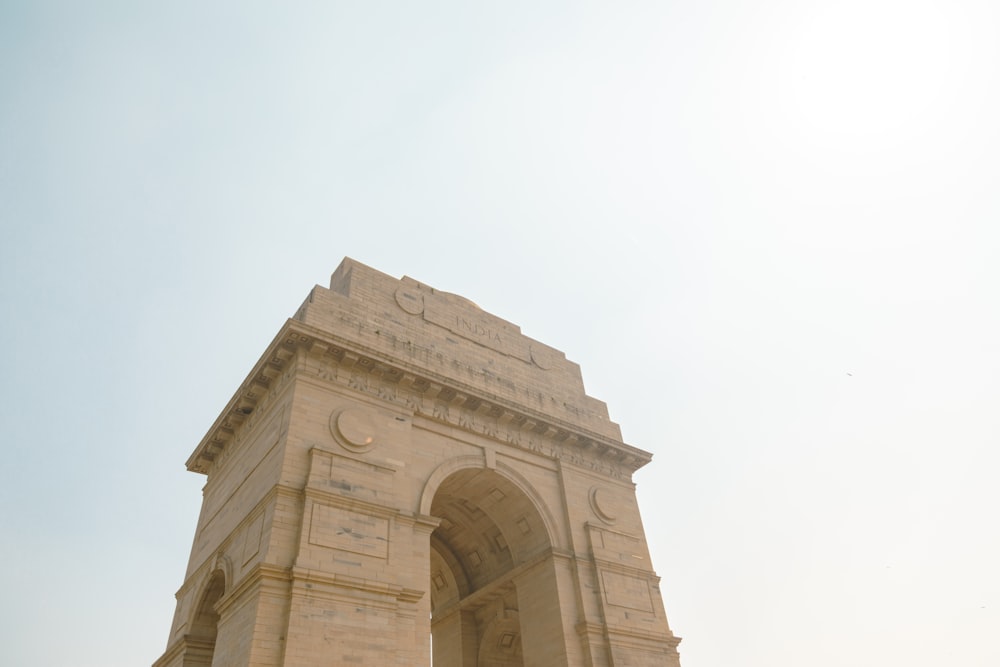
xmin=2 ymin=2 xmax=998 ymax=666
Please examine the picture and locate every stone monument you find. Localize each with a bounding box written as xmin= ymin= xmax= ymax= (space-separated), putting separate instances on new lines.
xmin=154 ymin=258 xmax=682 ymax=666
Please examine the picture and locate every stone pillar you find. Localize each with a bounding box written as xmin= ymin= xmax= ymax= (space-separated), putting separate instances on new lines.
xmin=515 ymin=556 xmax=574 ymax=667
xmin=432 ymin=609 xmax=478 ymax=666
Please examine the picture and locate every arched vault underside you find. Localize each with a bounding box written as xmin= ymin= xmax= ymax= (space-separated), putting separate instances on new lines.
xmin=429 ymin=468 xmax=552 ymax=666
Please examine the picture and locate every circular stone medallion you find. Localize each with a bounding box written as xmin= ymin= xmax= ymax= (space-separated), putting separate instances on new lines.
xmin=589 ymin=487 xmax=617 ymax=524
xmin=330 ymin=408 xmax=378 ymax=453
xmin=529 ymin=345 xmax=555 ymax=370
xmin=394 ymin=286 xmax=425 ymax=315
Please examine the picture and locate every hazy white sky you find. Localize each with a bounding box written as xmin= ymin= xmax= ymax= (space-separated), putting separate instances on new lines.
xmin=1 ymin=2 xmax=998 ymax=666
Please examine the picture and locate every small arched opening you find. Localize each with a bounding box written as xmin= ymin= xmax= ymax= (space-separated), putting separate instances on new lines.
xmin=184 ymin=569 xmax=225 ymax=667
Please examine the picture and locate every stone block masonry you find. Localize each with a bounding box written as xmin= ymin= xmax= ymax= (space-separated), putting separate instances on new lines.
xmin=154 ymin=257 xmax=681 ymax=666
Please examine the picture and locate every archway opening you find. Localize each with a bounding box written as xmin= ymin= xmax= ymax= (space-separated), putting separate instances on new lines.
xmin=185 ymin=570 xmax=225 ymax=667
xmin=428 ymin=467 xmax=551 ymax=666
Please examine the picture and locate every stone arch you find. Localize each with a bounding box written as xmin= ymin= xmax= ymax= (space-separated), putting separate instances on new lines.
xmin=419 ymin=454 xmax=560 ymax=551
xmin=184 ymin=568 xmax=225 ymax=667
xmin=426 ymin=463 xmax=558 ymax=667
xmin=212 ymin=552 xmax=233 ymax=594
xmin=420 ymin=455 xmax=487 ymax=516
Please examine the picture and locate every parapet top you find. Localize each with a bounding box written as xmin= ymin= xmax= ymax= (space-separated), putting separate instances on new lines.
xmin=186 ymin=258 xmax=646 ymax=474
xmin=292 ymin=257 xmax=622 ymax=440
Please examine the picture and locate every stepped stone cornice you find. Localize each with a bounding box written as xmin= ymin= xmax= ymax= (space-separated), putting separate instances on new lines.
xmin=188 ymin=318 xmax=652 ymax=478
xmin=188 ymin=258 xmax=652 ymax=478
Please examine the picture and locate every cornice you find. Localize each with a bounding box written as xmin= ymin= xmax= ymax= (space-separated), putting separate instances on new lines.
xmin=289 ymin=566 xmax=424 ymax=605
xmin=214 ymin=562 xmax=292 ymax=617
xmin=188 ymin=319 xmax=652 ymax=479
xmin=186 ymin=322 xmax=299 ymax=473
xmin=575 ymin=621 xmax=682 ymax=650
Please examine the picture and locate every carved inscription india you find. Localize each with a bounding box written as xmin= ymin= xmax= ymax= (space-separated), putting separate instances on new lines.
xmin=397 ymin=285 xmax=533 ymax=363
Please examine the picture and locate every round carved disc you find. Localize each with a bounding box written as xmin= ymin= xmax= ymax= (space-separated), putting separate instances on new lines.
xmin=529 ymin=345 xmax=555 ymax=370
xmin=589 ymin=487 xmax=617 ymax=524
xmin=394 ymin=286 xmax=425 ymax=315
xmin=331 ymin=408 xmax=377 ymax=452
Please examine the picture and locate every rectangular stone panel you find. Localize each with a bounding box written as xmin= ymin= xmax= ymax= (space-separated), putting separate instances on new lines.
xmin=602 ymin=570 xmax=654 ymax=613
xmin=310 ymin=449 xmax=395 ymax=501
xmin=241 ymin=511 xmax=264 ymax=564
xmin=587 ymin=524 xmax=649 ymax=567
xmin=308 ymin=502 xmax=389 ymax=559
